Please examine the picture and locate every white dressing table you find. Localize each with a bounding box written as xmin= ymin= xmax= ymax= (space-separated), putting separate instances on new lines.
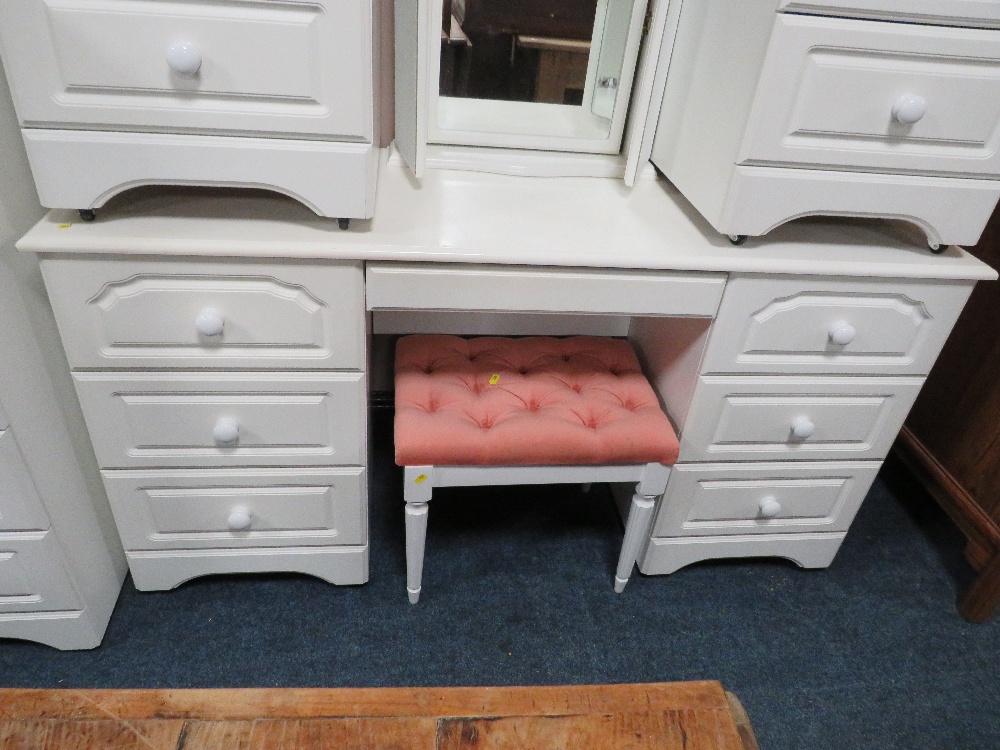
xmin=17 ymin=162 xmax=996 ymax=591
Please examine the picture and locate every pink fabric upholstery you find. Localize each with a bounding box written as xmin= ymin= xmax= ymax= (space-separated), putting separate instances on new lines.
xmin=394 ymin=335 xmax=679 ymax=466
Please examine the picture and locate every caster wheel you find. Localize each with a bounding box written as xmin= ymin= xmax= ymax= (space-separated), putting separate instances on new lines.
xmin=929 ymin=243 xmax=946 ymax=254
xmin=728 ymin=234 xmax=747 ymax=246
xmin=78 ymin=209 xmax=97 ymax=222
xmin=338 ymin=218 xmax=350 ymax=230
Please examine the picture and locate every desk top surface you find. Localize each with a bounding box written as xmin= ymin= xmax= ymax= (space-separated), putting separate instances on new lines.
xmin=19 ymin=163 xmax=997 ymax=281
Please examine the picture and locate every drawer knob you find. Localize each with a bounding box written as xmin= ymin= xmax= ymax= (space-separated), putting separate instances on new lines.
xmin=759 ymin=497 xmax=782 ymax=519
xmin=891 ymin=94 xmax=926 ymax=125
xmin=828 ymin=321 xmax=856 ymax=346
xmin=790 ymin=415 xmax=815 ymax=440
xmin=213 ymin=417 xmax=240 ymax=445
xmin=166 ymin=41 xmax=203 ymax=76
xmin=195 ymin=307 xmax=225 ymax=337
xmin=227 ymin=506 xmax=252 ymax=531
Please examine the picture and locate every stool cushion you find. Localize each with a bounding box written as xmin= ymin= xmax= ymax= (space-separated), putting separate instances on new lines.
xmin=394 ymin=335 xmax=679 ymax=466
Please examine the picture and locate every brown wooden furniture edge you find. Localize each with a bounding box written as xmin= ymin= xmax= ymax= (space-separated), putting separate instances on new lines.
xmin=893 ymin=427 xmax=1000 ymax=566
xmin=725 ymin=691 xmax=760 ymax=750
xmin=0 ymin=681 xmax=733 ymax=721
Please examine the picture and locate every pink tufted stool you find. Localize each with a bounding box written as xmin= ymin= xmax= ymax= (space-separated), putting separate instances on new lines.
xmin=394 ymin=335 xmax=680 ymax=603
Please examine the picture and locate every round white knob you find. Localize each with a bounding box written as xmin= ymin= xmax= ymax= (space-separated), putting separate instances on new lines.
xmin=166 ymin=41 xmax=202 ymax=76
xmin=213 ymin=417 xmax=240 ymax=445
xmin=891 ymin=94 xmax=926 ymax=125
xmin=790 ymin=415 xmax=815 ymax=440
xmin=759 ymin=496 xmax=782 ymax=519
xmin=195 ymin=307 xmax=224 ymax=337
xmin=828 ymin=321 xmax=856 ymax=346
xmin=227 ymin=506 xmax=252 ymax=531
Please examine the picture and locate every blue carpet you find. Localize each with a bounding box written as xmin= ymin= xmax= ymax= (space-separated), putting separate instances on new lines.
xmin=2 ymin=408 xmax=998 ymax=750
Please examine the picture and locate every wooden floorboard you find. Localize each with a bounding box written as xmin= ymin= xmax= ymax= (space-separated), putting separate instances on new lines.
xmin=0 ymin=682 xmax=756 ymax=750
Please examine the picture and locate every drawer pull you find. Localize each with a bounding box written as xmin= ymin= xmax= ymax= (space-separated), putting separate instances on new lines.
xmin=166 ymin=41 xmax=203 ymax=76
xmin=227 ymin=506 xmax=252 ymax=531
xmin=790 ymin=415 xmax=815 ymax=440
xmin=891 ymin=94 xmax=926 ymax=125
xmin=195 ymin=307 xmax=225 ymax=337
xmin=828 ymin=320 xmax=856 ymax=346
xmin=213 ymin=417 xmax=240 ymax=445
xmin=758 ymin=497 xmax=782 ymax=519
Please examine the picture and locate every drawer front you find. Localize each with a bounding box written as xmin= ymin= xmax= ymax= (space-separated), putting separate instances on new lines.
xmin=0 ymin=532 xmax=82 ymax=613
xmin=652 ymin=461 xmax=880 ymax=537
xmin=680 ymin=375 xmax=924 ymax=462
xmin=103 ymin=467 xmax=366 ymax=550
xmin=702 ymin=275 xmax=973 ymax=376
xmin=778 ymin=0 xmax=1000 ymax=27
xmin=41 ymin=258 xmax=365 ymax=370
xmin=0 ymin=0 xmax=372 ymax=139
xmin=0 ymin=431 xmax=50 ymax=532
xmin=740 ymin=14 xmax=1000 ymax=177
xmin=74 ymin=371 xmax=366 ymax=469
xmin=366 ymin=263 xmax=727 ymax=318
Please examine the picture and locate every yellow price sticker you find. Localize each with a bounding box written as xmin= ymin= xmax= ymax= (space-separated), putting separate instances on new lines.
xmin=57 ymin=223 xmax=72 ymax=229
xmin=414 ymin=474 xmax=428 ymax=485
xmin=489 ymin=373 xmax=501 ymax=385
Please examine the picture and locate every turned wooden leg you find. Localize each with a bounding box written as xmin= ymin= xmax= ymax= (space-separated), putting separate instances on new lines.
xmin=959 ymin=550 xmax=1000 ymax=623
xmin=405 ymin=502 xmax=429 ymax=604
xmin=615 ymin=493 xmax=656 ymax=593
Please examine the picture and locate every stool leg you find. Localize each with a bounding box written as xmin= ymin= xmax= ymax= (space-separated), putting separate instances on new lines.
xmin=615 ymin=493 xmax=656 ymax=593
xmin=405 ymin=501 xmax=429 ymax=604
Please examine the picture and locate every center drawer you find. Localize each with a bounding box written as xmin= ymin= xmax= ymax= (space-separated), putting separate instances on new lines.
xmin=40 ymin=257 xmax=365 ymax=371
xmin=73 ymin=371 xmax=366 ymax=469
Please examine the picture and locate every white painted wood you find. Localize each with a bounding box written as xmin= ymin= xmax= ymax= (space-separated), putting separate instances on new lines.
xmin=615 ymin=493 xmax=657 ymax=592
xmin=366 ymin=263 xmax=726 ymax=317
xmin=22 ymin=129 xmax=379 ymax=218
xmin=0 ymin=610 xmax=106 ymax=652
xmin=680 ymin=375 xmax=924 ymax=462
xmin=628 ymin=317 xmax=714 ymax=434
xmin=0 ymin=531 xmax=82 ymax=613
xmin=426 ymin=463 xmax=667 ymax=488
xmin=652 ymin=461 xmax=881 ymax=537
xmin=404 ymin=501 xmax=428 ymax=604
xmin=73 ymin=371 xmax=366 ymax=469
xmin=393 ymin=0 xmax=429 ymax=176
xmin=41 ymin=256 xmax=366 ymax=370
xmin=741 ymin=15 xmax=1000 ymax=177
xmin=126 ymin=544 xmax=368 ymax=591
xmin=0 ymin=0 xmax=373 ymax=138
xmin=0 ymin=431 xmax=50 ymax=532
xmin=373 ymin=310 xmax=630 ymax=337
xmin=702 ymin=274 xmax=975 ymax=376
xmin=778 ymin=0 xmax=1000 ymax=27
xmin=102 ymin=467 xmax=366 ymax=550
xmin=638 ymin=531 xmax=847 ymax=575
xmin=415 ymin=145 xmax=626 ymax=179
xmin=16 ymin=169 xmax=997 ymax=281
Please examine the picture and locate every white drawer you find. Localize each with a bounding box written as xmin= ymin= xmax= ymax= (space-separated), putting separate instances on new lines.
xmin=680 ymin=375 xmax=924 ymax=462
xmin=740 ymin=14 xmax=1000 ymax=178
xmin=0 ymin=431 xmax=49 ymax=532
xmin=701 ymin=275 xmax=974 ymax=376
xmin=652 ymin=461 xmax=881 ymax=538
xmin=103 ymin=467 xmax=366 ymax=550
xmin=0 ymin=531 xmax=82 ymax=613
xmin=0 ymin=0 xmax=372 ymax=140
xmin=41 ymin=257 xmax=365 ymax=370
xmin=74 ymin=371 xmax=366 ymax=469
xmin=366 ymin=263 xmax=727 ymax=318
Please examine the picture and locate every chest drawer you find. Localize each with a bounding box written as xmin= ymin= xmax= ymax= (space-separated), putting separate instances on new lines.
xmin=103 ymin=467 xmax=366 ymax=550
xmin=740 ymin=14 xmax=1000 ymax=177
xmin=702 ymin=275 xmax=974 ymax=376
xmin=0 ymin=0 xmax=372 ymax=140
xmin=41 ymin=257 xmax=365 ymax=371
xmin=74 ymin=371 xmax=366 ymax=469
xmin=680 ymin=375 xmax=924 ymax=462
xmin=0 ymin=532 xmax=82 ymax=613
xmin=0 ymin=431 xmax=50 ymax=532
xmin=652 ymin=461 xmax=881 ymax=538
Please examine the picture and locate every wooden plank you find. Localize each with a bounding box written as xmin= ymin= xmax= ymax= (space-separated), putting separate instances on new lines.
xmin=179 ymin=717 xmax=437 ymax=750
xmin=0 ymin=719 xmax=184 ymax=750
xmin=0 ymin=682 xmax=731 ymax=721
